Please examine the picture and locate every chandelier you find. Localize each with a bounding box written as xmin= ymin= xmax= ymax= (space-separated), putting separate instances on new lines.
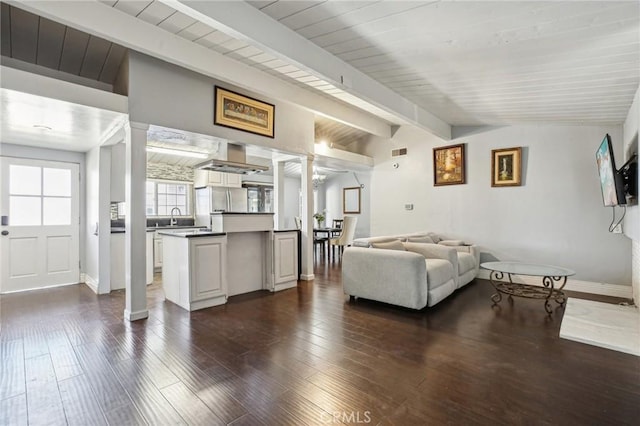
xmin=312 ymin=173 xmax=326 ymax=189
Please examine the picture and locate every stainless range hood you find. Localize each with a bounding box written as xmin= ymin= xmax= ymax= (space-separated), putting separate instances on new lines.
xmin=194 ymin=143 xmax=268 ymax=175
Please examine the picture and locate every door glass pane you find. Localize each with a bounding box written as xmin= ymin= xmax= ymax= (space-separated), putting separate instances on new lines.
xmin=10 ymin=165 xmax=41 ymax=195
xmin=43 ymin=168 xmax=71 ymax=196
xmin=43 ymin=198 xmax=71 ymax=225
xmin=10 ymin=196 xmax=41 ymax=226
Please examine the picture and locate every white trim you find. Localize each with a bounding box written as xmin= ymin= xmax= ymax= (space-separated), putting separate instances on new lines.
xmin=478 ymin=270 xmax=632 ymax=299
xmin=83 ymin=273 xmax=99 ymax=294
xmin=300 ymin=274 xmax=315 ymax=281
xmin=0 ymin=281 xmax=80 ymax=294
xmin=124 ymin=309 xmax=149 ymax=321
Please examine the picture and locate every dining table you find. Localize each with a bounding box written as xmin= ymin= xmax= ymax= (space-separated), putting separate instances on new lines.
xmin=313 ymin=227 xmax=342 ymax=259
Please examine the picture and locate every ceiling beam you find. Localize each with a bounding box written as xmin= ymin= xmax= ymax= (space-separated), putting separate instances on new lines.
xmin=170 ymin=0 xmax=451 ymax=140
xmin=10 ymin=0 xmax=391 ymax=138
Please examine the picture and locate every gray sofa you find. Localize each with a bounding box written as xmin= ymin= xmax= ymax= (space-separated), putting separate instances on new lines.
xmin=342 ymin=233 xmax=479 ymax=309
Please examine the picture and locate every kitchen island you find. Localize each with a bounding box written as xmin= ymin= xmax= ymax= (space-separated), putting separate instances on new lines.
xmin=161 ymin=213 xmax=298 ymax=311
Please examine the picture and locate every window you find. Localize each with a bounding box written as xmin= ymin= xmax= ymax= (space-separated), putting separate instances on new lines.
xmin=9 ymin=165 xmax=72 ymax=226
xmin=146 ymin=181 xmax=191 ymax=216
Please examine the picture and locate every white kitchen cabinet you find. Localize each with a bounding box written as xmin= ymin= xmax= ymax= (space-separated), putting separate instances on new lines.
xmin=110 ymin=231 xmax=153 ymax=290
xmin=153 ymin=234 xmax=163 ymax=268
xmin=224 ymin=173 xmax=242 ymax=187
xmin=161 ymin=233 xmax=227 ymax=311
xmin=272 ymin=231 xmax=298 ymax=292
xmin=110 ymin=143 xmax=125 ymax=202
xmin=194 ymin=170 xmax=242 ymax=188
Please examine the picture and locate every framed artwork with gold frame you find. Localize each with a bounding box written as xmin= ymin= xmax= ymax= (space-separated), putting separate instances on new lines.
xmin=214 ymin=87 xmax=275 ymax=138
xmin=433 ymin=143 xmax=466 ymax=186
xmin=491 ymin=147 xmax=522 ymax=187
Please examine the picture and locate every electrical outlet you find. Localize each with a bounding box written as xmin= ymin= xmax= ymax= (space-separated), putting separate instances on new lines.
xmin=613 ymin=223 xmax=623 ymax=234
xmin=404 ymin=203 xmax=414 ymax=210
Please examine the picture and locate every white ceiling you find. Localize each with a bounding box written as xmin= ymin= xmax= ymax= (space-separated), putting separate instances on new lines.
xmin=0 ymin=88 xmax=126 ymax=151
xmin=102 ymin=0 xmax=639 ymax=126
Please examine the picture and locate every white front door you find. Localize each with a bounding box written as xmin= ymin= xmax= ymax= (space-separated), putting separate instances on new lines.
xmin=0 ymin=157 xmax=80 ymax=293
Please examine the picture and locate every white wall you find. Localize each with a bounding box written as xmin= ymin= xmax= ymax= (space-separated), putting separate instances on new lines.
xmin=85 ymin=146 xmax=100 ymax=286
xmin=0 ymin=143 xmax=87 ymax=275
xmin=323 ymin=172 xmax=371 ymax=239
xmin=363 ymin=124 xmax=631 ymax=286
xmin=622 ymin=87 xmax=639 ymax=302
xmin=127 ymin=52 xmax=315 ymax=157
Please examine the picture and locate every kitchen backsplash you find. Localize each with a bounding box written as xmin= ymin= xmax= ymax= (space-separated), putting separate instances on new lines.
xmin=147 ymin=162 xmax=194 ymax=182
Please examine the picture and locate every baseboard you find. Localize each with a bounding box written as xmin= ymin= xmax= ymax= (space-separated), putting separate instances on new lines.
xmin=477 ymin=270 xmax=632 ymax=299
xmin=300 ymin=273 xmax=315 ymax=281
xmin=83 ymin=274 xmax=99 ymax=294
xmin=124 ymin=309 xmax=149 ymax=321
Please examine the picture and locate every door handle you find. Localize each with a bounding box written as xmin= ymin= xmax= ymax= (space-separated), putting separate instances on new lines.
xmin=1 ymin=231 xmax=8 ymax=236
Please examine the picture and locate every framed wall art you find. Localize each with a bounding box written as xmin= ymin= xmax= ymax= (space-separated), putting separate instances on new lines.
xmin=491 ymin=147 xmax=522 ymax=187
xmin=214 ymin=87 xmax=275 ymax=138
xmin=343 ymin=187 xmax=361 ymax=214
xmin=433 ymin=143 xmax=466 ymax=186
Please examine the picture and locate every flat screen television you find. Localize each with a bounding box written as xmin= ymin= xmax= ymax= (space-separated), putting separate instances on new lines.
xmin=595 ymin=134 xmax=626 ymax=206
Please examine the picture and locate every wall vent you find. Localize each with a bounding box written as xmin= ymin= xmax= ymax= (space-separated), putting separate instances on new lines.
xmin=391 ymin=148 xmax=408 ymax=157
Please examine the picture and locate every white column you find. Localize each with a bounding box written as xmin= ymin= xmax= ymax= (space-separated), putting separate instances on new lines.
xmin=272 ymin=159 xmax=285 ymax=229
xmin=124 ymin=121 xmax=149 ymax=321
xmin=300 ymin=156 xmax=314 ymax=280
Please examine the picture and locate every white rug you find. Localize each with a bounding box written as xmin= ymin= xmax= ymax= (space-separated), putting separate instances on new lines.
xmin=560 ymin=298 xmax=640 ymax=356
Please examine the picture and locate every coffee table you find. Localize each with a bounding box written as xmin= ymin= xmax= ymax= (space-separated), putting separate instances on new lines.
xmin=480 ymin=261 xmax=576 ymax=314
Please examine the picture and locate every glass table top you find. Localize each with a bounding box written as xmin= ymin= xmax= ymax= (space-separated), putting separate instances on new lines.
xmin=481 ymin=261 xmax=575 ymax=277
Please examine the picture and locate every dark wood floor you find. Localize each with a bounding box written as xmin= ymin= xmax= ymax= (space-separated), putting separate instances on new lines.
xmin=1 ymin=259 xmax=639 ymax=425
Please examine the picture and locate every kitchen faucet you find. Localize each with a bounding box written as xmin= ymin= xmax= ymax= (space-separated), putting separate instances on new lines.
xmin=170 ymin=207 xmax=182 ymax=226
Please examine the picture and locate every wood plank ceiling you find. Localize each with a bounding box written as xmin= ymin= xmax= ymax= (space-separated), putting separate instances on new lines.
xmin=0 ymin=3 xmax=127 ymax=86
xmin=100 ymin=0 xmax=639 ymax=127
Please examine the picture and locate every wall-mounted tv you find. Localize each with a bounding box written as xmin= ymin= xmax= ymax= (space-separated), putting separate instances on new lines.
xmin=595 ymin=134 xmax=626 ymax=207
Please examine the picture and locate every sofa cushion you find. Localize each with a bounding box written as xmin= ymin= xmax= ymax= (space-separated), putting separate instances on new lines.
xmin=371 ymin=240 xmax=406 ymax=251
xmin=424 ymin=259 xmax=454 ymax=289
xmin=407 ymin=236 xmax=435 ymax=244
xmin=458 ymin=252 xmax=476 ymax=275
xmin=439 ymin=240 xmax=465 ymax=246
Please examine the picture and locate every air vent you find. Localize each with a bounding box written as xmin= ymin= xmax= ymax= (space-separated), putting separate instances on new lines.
xmin=391 ymin=148 xmax=408 ymax=157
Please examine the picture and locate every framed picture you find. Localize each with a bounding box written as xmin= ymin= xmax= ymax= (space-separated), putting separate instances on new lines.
xmin=491 ymin=147 xmax=522 ymax=187
xmin=343 ymin=187 xmax=361 ymax=214
xmin=214 ymin=87 xmax=275 ymax=138
xmin=433 ymin=143 xmax=466 ymax=186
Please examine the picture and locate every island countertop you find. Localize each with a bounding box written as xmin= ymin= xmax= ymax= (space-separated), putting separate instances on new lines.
xmin=210 ymin=212 xmax=275 ymax=215
xmin=158 ymin=230 xmax=226 ymax=238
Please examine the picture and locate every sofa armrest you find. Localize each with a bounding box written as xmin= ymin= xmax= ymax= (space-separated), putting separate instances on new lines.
xmin=342 ymin=247 xmax=428 ymax=309
xmin=451 ymin=245 xmax=480 ymax=271
xmin=403 ymin=242 xmax=458 ymax=270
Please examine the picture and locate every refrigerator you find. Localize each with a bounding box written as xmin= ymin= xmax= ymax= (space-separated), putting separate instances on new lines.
xmin=195 ymin=187 xmax=248 ymax=226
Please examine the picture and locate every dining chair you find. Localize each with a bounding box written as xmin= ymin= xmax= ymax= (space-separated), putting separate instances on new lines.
xmin=331 ymin=219 xmax=343 ymax=237
xmin=329 ymin=216 xmax=357 ymax=261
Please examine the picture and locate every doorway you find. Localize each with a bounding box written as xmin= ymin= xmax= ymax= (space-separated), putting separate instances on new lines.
xmin=0 ymin=157 xmax=80 ymax=293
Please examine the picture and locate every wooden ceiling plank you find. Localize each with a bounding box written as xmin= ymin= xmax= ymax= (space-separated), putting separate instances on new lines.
xmin=278 ymin=1 xmax=372 ymax=31
xmin=59 ymin=27 xmax=90 ymax=75
xmin=296 ymin=1 xmax=432 ymax=40
xmin=99 ymin=44 xmax=126 ymax=84
xmin=79 ymin=36 xmax=112 ymax=80
xmin=1 ymin=3 xmax=12 ymax=57
xmin=259 ymin=1 xmax=325 ymax=22
xmin=36 ymin=17 xmax=66 ymax=69
xmin=113 ymin=0 xmax=154 ymax=17
xmin=157 ymin=11 xmax=197 ymax=34
xmin=10 ymin=6 xmax=39 ymax=63
xmin=136 ymin=1 xmax=175 ymax=25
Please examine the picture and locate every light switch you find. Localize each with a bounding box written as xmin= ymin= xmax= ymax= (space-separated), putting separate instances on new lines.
xmin=404 ymin=204 xmax=414 ymax=210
